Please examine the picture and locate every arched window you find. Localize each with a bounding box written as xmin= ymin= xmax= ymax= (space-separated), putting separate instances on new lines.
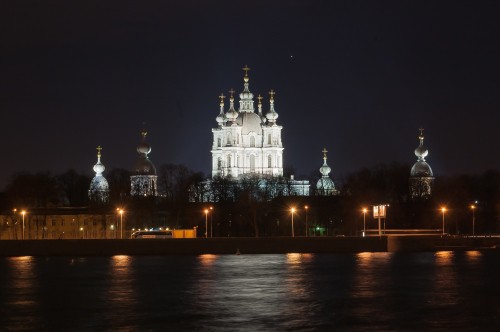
xmin=268 ymin=155 xmax=272 ymax=168
xmin=237 ymin=135 xmax=239 ymax=144
xmin=227 ymin=155 xmax=232 ymax=168
xmin=227 ymin=133 xmax=232 ymax=146
xmin=250 ymin=155 xmax=255 ymax=172
xmin=217 ymin=158 xmax=222 ymax=170
xmin=268 ymin=134 xmax=271 ymax=145
xmin=250 ymin=136 xmax=255 ymax=147
xmin=217 ymin=138 xmax=221 ymax=147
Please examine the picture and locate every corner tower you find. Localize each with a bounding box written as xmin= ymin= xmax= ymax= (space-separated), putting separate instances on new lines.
xmin=130 ymin=129 xmax=158 ymax=197
xmin=409 ymin=128 xmax=434 ymax=199
xmin=316 ymin=148 xmax=338 ymax=196
xmin=88 ymin=146 xmax=110 ymax=204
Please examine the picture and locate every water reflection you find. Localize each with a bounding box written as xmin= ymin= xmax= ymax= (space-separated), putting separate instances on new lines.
xmin=465 ymin=250 xmax=482 ymax=263
xmin=3 ymin=256 xmax=38 ymax=330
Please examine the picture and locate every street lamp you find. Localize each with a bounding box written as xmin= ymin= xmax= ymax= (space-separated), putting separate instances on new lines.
xmin=362 ymin=208 xmax=368 ymax=237
xmin=304 ymin=205 xmax=309 ymax=237
xmin=290 ymin=207 xmax=296 ymax=237
xmin=117 ymin=208 xmax=124 ymax=239
xmin=204 ymin=209 xmax=209 ymax=238
xmin=210 ymin=206 xmax=213 ymax=238
xmin=470 ymin=205 xmax=476 ymax=236
xmin=441 ymin=207 xmax=447 ymax=235
xmin=21 ymin=210 xmax=26 ymax=240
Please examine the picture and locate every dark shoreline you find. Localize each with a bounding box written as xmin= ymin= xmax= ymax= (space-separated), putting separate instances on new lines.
xmin=1 ymin=236 xmax=499 ymax=256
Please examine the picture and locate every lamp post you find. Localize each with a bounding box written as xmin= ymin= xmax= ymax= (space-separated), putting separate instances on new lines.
xmin=118 ymin=209 xmax=124 ymax=239
xmin=362 ymin=208 xmax=367 ymax=237
xmin=21 ymin=210 xmax=26 ymax=240
xmin=304 ymin=205 xmax=309 ymax=237
xmin=290 ymin=207 xmax=296 ymax=237
xmin=470 ymin=205 xmax=476 ymax=236
xmin=441 ymin=207 xmax=447 ymax=235
xmin=210 ymin=206 xmax=213 ymax=238
xmin=204 ymin=209 xmax=209 ymax=238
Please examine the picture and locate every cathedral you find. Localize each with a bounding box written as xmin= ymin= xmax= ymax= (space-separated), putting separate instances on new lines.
xmin=207 ymin=66 xmax=309 ymax=198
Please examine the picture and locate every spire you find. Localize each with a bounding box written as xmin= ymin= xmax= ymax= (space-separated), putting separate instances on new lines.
xmin=216 ymin=93 xmax=226 ymax=127
xmin=225 ymin=88 xmax=238 ymax=124
xmin=414 ymin=127 xmax=428 ymax=161
xmin=265 ymin=89 xmax=279 ymax=125
xmin=320 ymin=148 xmax=331 ymax=177
xmin=257 ymin=94 xmax=266 ymax=124
xmin=239 ymin=65 xmax=255 ymax=113
xmin=93 ymin=145 xmax=105 ymax=176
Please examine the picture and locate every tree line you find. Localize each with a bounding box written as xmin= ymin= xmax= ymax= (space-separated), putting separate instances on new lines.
xmin=1 ymin=163 xmax=498 ymax=236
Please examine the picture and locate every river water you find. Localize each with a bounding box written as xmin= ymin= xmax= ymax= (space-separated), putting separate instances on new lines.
xmin=0 ymin=251 xmax=499 ymax=331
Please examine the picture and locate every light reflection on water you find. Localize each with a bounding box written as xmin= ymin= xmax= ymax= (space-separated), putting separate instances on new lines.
xmin=0 ymin=251 xmax=499 ymax=331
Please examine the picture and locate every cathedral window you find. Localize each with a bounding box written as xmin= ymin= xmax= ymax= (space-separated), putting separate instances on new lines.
xmin=250 ymin=136 xmax=255 ymax=147
xmin=227 ymin=155 xmax=232 ymax=168
xmin=217 ymin=158 xmax=222 ymax=170
xmin=250 ymin=155 xmax=255 ymax=172
xmin=217 ymin=138 xmax=221 ymax=147
xmin=268 ymin=155 xmax=272 ymax=168
xmin=268 ymin=134 xmax=271 ymax=145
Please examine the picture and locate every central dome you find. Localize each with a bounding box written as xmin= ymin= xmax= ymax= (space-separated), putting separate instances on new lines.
xmin=237 ymin=112 xmax=262 ymax=134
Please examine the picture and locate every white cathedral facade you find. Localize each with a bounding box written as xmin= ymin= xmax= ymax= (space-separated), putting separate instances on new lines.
xmin=204 ymin=67 xmax=309 ymax=199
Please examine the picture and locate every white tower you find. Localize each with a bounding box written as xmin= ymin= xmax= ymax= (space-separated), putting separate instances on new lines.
xmin=409 ymin=128 xmax=434 ymax=199
xmin=316 ymin=148 xmax=337 ymax=196
xmin=130 ymin=130 xmax=158 ymax=197
xmin=89 ymin=146 xmax=110 ymax=204
xmin=211 ymin=66 xmax=284 ymax=179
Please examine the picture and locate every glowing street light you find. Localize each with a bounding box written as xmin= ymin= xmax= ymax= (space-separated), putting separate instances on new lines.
xmin=117 ymin=208 xmax=124 ymax=239
xmin=362 ymin=208 xmax=368 ymax=237
xmin=470 ymin=205 xmax=476 ymax=236
xmin=441 ymin=207 xmax=447 ymax=235
xmin=210 ymin=206 xmax=213 ymax=238
xmin=204 ymin=209 xmax=209 ymax=238
xmin=290 ymin=207 xmax=296 ymax=237
xmin=21 ymin=210 xmax=26 ymax=240
xmin=304 ymin=205 xmax=309 ymax=237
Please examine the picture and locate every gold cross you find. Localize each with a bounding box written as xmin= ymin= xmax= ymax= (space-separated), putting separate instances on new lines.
xmin=257 ymin=94 xmax=263 ymax=104
xmin=242 ymin=65 xmax=251 ymax=77
xmin=228 ymin=88 xmax=235 ymax=99
xmin=96 ymin=145 xmax=102 ymax=157
xmin=219 ymin=93 xmax=225 ymax=103
xmin=322 ymin=148 xmax=328 ymax=159
xmin=269 ymin=89 xmax=275 ymax=100
xmin=419 ymin=127 xmax=424 ymax=136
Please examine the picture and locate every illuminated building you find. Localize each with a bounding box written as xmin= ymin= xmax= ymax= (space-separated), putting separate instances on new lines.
xmin=316 ymin=148 xmax=338 ymax=196
xmin=409 ymin=128 xmax=434 ymax=199
xmin=211 ymin=66 xmax=283 ymax=178
xmin=88 ymin=146 xmax=110 ymax=204
xmin=130 ymin=129 xmax=158 ymax=197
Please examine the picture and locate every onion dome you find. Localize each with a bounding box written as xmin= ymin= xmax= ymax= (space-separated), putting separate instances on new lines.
xmin=257 ymin=94 xmax=267 ymax=124
xmin=93 ymin=145 xmax=105 ymax=175
xmin=216 ymin=93 xmax=226 ymax=127
xmin=265 ymin=90 xmax=279 ymax=125
xmin=238 ymin=65 xmax=255 ymax=112
xmin=134 ymin=130 xmax=156 ymax=175
xmin=410 ymin=129 xmax=433 ymax=177
xmin=225 ymin=89 xmax=239 ymax=124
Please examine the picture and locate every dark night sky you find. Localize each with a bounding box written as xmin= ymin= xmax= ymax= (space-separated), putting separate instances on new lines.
xmin=1 ymin=0 xmax=499 ymax=189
